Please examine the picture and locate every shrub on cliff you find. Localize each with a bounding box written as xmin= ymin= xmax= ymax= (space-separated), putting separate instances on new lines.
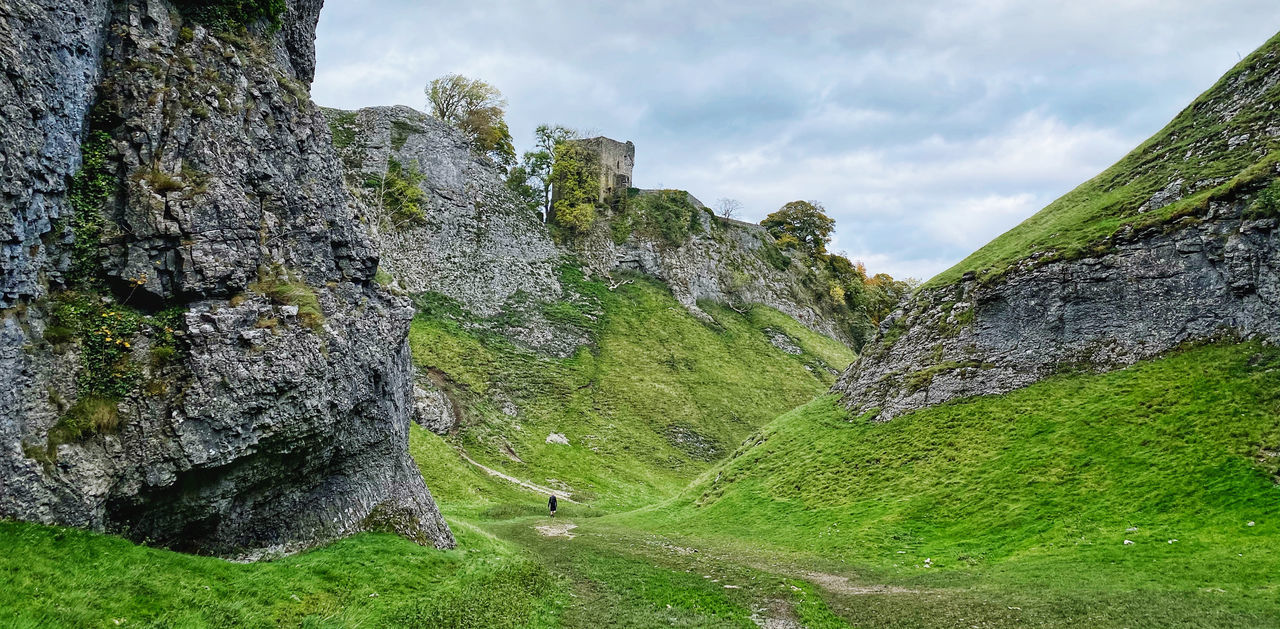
xmin=761 ymin=200 xmax=834 ymax=255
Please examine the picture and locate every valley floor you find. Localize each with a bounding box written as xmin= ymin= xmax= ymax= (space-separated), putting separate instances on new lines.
xmin=3 ymin=342 xmax=1278 ymax=627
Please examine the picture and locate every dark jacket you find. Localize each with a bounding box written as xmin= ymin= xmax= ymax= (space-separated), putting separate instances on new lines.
xmin=548 ymin=495 xmax=558 ymax=510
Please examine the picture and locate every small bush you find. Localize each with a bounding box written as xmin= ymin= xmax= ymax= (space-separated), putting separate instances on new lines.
xmin=134 ymin=167 xmax=185 ymax=193
xmin=553 ymin=201 xmax=596 ymax=233
xmin=150 ymin=345 xmax=176 ymax=367
xmin=366 ymin=158 xmax=427 ymax=229
xmin=628 ymin=190 xmax=702 ymax=246
xmin=1245 ymin=178 xmax=1280 ymax=219
xmin=249 ymin=266 xmax=324 ymax=331
xmin=757 ymin=240 xmax=790 ymax=271
xmin=48 ymin=395 xmax=121 ymax=448
xmin=43 ymin=325 xmax=75 ymax=345
xmin=172 ymin=0 xmax=287 ymax=32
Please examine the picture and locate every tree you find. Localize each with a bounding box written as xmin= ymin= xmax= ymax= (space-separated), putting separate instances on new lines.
xmin=715 ymin=198 xmax=742 ymax=220
xmin=547 ymin=141 xmax=599 ymax=233
xmin=425 ymin=74 xmax=515 ymax=168
xmin=761 ymin=200 xmax=835 ymax=254
xmin=504 ymin=164 xmax=542 ymax=215
xmin=514 ymin=124 xmax=578 ymax=219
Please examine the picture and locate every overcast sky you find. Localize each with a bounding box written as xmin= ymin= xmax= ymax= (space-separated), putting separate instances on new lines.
xmin=313 ymin=1 xmax=1279 ymax=281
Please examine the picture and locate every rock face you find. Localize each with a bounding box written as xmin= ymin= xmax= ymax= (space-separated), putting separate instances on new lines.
xmin=0 ymin=0 xmax=111 ymax=308
xmin=0 ymin=0 xmax=452 ymax=556
xmin=326 ymin=106 xmax=583 ymax=354
xmin=583 ymin=211 xmax=857 ymax=345
xmin=328 ymin=107 xmax=861 ymax=350
xmin=834 ymin=190 xmax=1280 ymax=422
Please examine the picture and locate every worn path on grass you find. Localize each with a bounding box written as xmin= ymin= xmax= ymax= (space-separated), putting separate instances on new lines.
xmin=456 ymin=448 xmax=581 ymax=503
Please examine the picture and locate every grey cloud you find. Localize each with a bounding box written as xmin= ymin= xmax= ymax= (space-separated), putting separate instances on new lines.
xmin=313 ymin=0 xmax=1280 ymax=280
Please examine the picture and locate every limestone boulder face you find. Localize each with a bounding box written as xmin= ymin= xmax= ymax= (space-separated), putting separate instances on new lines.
xmin=0 ymin=0 xmax=452 ymax=556
xmin=832 ymin=204 xmax=1280 ymax=421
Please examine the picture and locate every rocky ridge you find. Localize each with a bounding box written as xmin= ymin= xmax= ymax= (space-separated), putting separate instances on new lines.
xmin=327 ymin=105 xmax=863 ymax=355
xmin=834 ymin=200 xmax=1280 ymax=421
xmin=834 ymin=34 xmax=1280 ymax=421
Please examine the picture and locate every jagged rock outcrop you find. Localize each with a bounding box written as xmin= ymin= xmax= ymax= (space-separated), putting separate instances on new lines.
xmin=327 ymin=106 xmax=861 ymax=351
xmin=834 ymin=202 xmax=1280 ymax=421
xmin=834 ymin=33 xmax=1280 ymax=421
xmin=581 ymin=210 xmax=857 ymax=345
xmin=1 ymin=0 xmax=452 ymax=556
xmin=326 ymin=106 xmax=585 ymax=355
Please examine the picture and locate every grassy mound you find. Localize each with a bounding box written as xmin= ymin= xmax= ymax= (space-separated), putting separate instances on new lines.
xmin=410 ymin=273 xmax=854 ymax=513
xmin=627 ymin=343 xmax=1280 ymax=621
xmin=929 ymin=30 xmax=1280 ymax=288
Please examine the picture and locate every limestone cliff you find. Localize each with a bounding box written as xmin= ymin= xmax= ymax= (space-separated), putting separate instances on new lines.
xmin=834 ymin=32 xmax=1280 ymax=421
xmin=327 ymin=105 xmax=864 ymax=356
xmin=0 ymin=0 xmax=452 ymax=556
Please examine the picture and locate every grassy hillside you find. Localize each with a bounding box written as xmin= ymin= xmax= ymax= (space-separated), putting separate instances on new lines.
xmin=928 ymin=31 xmax=1280 ymax=288
xmin=625 ymin=342 xmax=1280 ymax=625
xmin=409 ymin=269 xmax=855 ymax=512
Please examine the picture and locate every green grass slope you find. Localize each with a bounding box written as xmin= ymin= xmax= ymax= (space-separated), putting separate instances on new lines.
xmin=628 ymin=342 xmax=1280 ymax=623
xmin=0 ymin=521 xmax=565 ymax=629
xmin=409 ymin=270 xmax=855 ymax=513
xmin=929 ymin=30 xmax=1280 ymax=288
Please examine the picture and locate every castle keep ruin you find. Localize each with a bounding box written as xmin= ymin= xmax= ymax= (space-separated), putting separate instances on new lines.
xmin=569 ymin=136 xmax=635 ymax=203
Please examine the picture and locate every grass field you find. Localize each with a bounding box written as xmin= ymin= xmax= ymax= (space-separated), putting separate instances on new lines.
xmin=623 ymin=342 xmax=1280 ymax=626
xmin=5 ymin=266 xmax=1280 ymax=628
xmin=3 ymin=343 xmax=1278 ymax=627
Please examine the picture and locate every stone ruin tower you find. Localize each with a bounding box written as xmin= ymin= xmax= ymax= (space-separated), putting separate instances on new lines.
xmin=577 ymin=136 xmax=635 ymax=202
xmin=563 ymin=136 xmax=635 ymax=204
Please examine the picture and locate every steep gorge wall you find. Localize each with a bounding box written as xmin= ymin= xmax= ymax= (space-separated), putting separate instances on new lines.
xmin=834 ymin=177 xmax=1280 ymax=421
xmin=0 ymin=0 xmax=451 ymax=556
xmin=579 ymin=210 xmax=858 ymax=347
xmin=329 ymin=106 xmax=861 ymax=354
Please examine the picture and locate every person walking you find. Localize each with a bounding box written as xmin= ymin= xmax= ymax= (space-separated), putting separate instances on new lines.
xmin=548 ymin=494 xmax=558 ymax=517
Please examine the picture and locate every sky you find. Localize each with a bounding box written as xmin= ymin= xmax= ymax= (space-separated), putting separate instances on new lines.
xmin=312 ymin=1 xmax=1280 ymax=281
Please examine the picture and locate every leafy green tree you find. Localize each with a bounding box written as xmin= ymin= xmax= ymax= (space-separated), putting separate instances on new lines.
xmin=504 ymin=164 xmax=542 ymax=214
xmin=510 ymin=124 xmax=578 ymax=219
xmin=548 ymin=141 xmax=600 ymax=233
xmin=761 ymin=200 xmax=835 ymax=254
xmin=426 ymin=74 xmax=515 ymax=168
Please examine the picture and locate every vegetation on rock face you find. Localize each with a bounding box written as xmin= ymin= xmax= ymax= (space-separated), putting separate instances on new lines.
xmin=928 ymin=31 xmax=1280 ymax=288
xmin=67 ymin=128 xmax=115 ymax=288
xmin=366 ymin=157 xmax=428 ymax=229
xmin=172 ymin=0 xmax=287 ymax=32
xmin=762 ymin=200 xmax=835 ymax=255
xmin=33 ymin=291 xmax=184 ymax=458
xmin=249 ymin=266 xmax=324 ymax=330
xmin=547 ymin=140 xmax=601 ymax=234
xmin=426 ymin=73 xmax=516 ymax=168
xmin=613 ymin=189 xmax=705 ymax=246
